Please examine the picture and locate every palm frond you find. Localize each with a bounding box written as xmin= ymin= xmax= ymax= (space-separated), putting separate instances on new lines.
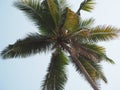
xmin=70 ymin=40 xmax=99 ymax=63
xmin=47 ymin=0 xmax=60 ymax=26
xmin=89 ymin=61 xmax=107 ymax=83
xmin=70 ymin=25 xmax=119 ymax=44
xmin=80 ymin=56 xmax=107 ymax=83
xmin=89 ymin=25 xmax=120 ymax=42
xmin=87 ymin=44 xmax=115 ymax=64
xmin=63 ymin=8 xmax=79 ymax=32
xmin=81 ymin=0 xmax=96 ymax=12
xmin=79 ymin=43 xmax=115 ymax=64
xmin=1 ymin=33 xmax=53 ymax=59
xmin=70 ymin=55 xmax=107 ymax=84
xmin=66 ymin=18 xmax=95 ymax=40
xmin=69 ymin=54 xmax=99 ymax=90
xmin=14 ymin=0 xmax=56 ymax=36
xmin=103 ymin=56 xmax=115 ymax=64
xmin=79 ymin=18 xmax=95 ymax=29
xmin=78 ymin=46 xmax=99 ymax=62
xmin=42 ymin=49 xmax=68 ymax=90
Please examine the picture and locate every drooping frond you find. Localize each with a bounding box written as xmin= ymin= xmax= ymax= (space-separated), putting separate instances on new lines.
xmin=70 ymin=55 xmax=107 ymax=86
xmin=89 ymin=25 xmax=120 ymax=42
xmin=81 ymin=0 xmax=96 ymax=12
xmin=69 ymin=54 xmax=99 ymax=90
xmin=42 ymin=49 xmax=68 ymax=90
xmin=14 ymin=0 xmax=56 ymax=36
xmin=69 ymin=39 xmax=100 ymax=63
xmin=1 ymin=33 xmax=53 ymax=59
xmin=78 ymin=43 xmax=115 ymax=64
xmin=64 ymin=43 xmax=99 ymax=90
xmin=79 ymin=56 xmax=108 ymax=83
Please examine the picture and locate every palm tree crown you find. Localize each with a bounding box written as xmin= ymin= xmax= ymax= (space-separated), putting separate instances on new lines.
xmin=1 ymin=0 xmax=119 ymax=90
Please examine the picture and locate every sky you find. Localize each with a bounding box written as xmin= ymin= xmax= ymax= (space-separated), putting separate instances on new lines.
xmin=0 ymin=0 xmax=120 ymax=90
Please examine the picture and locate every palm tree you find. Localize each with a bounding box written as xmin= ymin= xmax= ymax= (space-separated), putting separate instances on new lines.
xmin=1 ymin=0 xmax=119 ymax=90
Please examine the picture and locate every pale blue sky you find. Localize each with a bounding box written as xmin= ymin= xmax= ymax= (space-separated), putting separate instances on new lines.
xmin=0 ymin=0 xmax=120 ymax=90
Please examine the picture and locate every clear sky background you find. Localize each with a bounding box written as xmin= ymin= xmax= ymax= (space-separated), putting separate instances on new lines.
xmin=0 ymin=0 xmax=120 ymax=90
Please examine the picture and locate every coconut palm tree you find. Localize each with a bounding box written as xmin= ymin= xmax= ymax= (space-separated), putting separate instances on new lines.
xmin=1 ymin=0 xmax=119 ymax=90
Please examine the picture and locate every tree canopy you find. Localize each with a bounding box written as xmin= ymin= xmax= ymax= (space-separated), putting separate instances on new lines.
xmin=1 ymin=0 xmax=119 ymax=90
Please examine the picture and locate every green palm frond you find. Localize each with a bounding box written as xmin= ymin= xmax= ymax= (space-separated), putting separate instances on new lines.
xmin=47 ymin=0 xmax=60 ymax=26
xmin=1 ymin=33 xmax=53 ymax=59
xmin=89 ymin=25 xmax=120 ymax=42
xmin=81 ymin=57 xmax=107 ymax=83
xmin=82 ymin=58 xmax=107 ymax=83
xmin=81 ymin=0 xmax=96 ymax=12
xmin=71 ymin=25 xmax=119 ymax=44
xmin=79 ymin=18 xmax=95 ymax=29
xmin=71 ymin=55 xmax=107 ymax=84
xmin=103 ymin=56 xmax=115 ymax=64
xmin=90 ymin=61 xmax=107 ymax=83
xmin=69 ymin=54 xmax=99 ymax=90
xmin=86 ymin=44 xmax=115 ymax=64
xmin=14 ymin=0 xmax=56 ymax=36
xmin=79 ymin=43 xmax=115 ymax=64
xmin=42 ymin=49 xmax=68 ymax=90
